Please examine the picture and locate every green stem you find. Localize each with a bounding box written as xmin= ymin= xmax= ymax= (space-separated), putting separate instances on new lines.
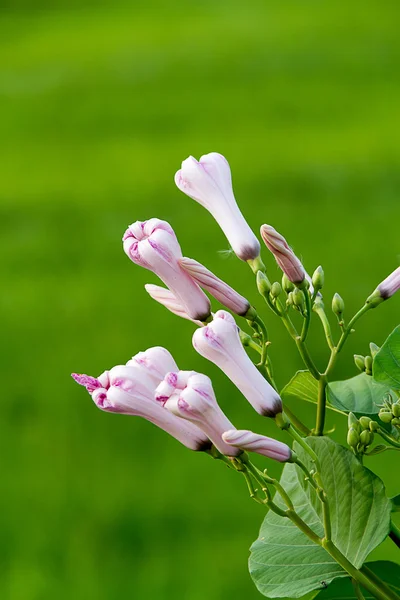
xmin=300 ymin=287 xmax=312 ymax=342
xmin=324 ymin=540 xmax=400 ymax=600
xmin=377 ymin=428 xmax=400 ymax=448
xmin=280 ymin=313 xmax=321 ymax=379
xmin=283 ymin=405 xmax=311 ymax=436
xmin=315 ymin=376 xmax=328 ymax=436
xmin=313 ymin=303 xmax=335 ymax=350
xmin=389 ymin=520 xmax=400 ymax=549
xmin=336 ymin=304 xmax=372 ymax=353
xmin=352 ymin=579 xmax=367 ymax=600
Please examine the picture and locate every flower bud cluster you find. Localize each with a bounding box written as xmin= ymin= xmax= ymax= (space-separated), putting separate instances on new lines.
xmin=379 ymin=398 xmax=400 ymax=426
xmin=347 ymin=412 xmax=377 ymax=454
xmin=353 ymin=354 xmax=373 ymax=375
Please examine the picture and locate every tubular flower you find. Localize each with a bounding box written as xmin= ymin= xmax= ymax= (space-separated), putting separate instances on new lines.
xmin=179 ymin=257 xmax=251 ymax=316
xmin=175 ymin=153 xmax=260 ymax=261
xmin=72 ymin=354 xmax=210 ymax=451
xmin=123 ymin=218 xmax=211 ymax=321
xmin=222 ymin=429 xmax=292 ymax=462
xmin=377 ymin=266 xmax=400 ymax=300
xmin=156 ymin=371 xmax=240 ymax=455
xmin=192 ymin=311 xmax=282 ymax=417
xmin=260 ymin=224 xmax=305 ymax=284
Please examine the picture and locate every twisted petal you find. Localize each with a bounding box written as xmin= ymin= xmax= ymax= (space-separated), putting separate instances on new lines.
xmin=260 ymin=224 xmax=305 ymax=284
xmin=145 ymin=284 xmax=203 ymax=325
xmin=179 ymin=257 xmax=250 ymax=316
xmin=222 ymin=429 xmax=292 ymax=462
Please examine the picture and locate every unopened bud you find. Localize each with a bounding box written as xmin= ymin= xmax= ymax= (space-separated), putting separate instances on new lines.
xmin=359 ymin=416 xmax=372 ymax=430
xmin=282 ymin=274 xmax=294 ymax=294
xmin=271 ymin=282 xmax=282 ymax=298
xmin=257 ymin=271 xmax=271 ymax=296
xmin=347 ymin=427 xmax=360 ymax=448
xmin=364 ymin=355 xmax=373 ymax=375
xmin=293 ymin=287 xmax=305 ymax=309
xmin=332 ymin=293 xmax=345 ymax=317
xmin=287 ymin=291 xmax=294 ymax=306
xmin=312 ymin=266 xmax=324 ymax=292
xmin=348 ymin=412 xmax=360 ymax=432
xmin=354 ymin=355 xmax=366 ymax=372
xmin=392 ymin=417 xmax=400 ymax=426
xmin=369 ymin=420 xmax=379 ymax=432
xmin=392 ymin=402 xmax=400 ymax=418
xmin=379 ymin=410 xmax=393 ymax=424
xmin=369 ymin=342 xmax=380 ymax=358
xmin=360 ymin=430 xmax=372 ymax=446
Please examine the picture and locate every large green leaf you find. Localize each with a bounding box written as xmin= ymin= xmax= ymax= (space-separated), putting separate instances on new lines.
xmin=327 ymin=373 xmax=390 ymax=415
xmin=281 ymin=371 xmax=344 ymax=415
xmin=373 ymin=326 xmax=400 ymax=390
xmin=249 ymin=437 xmax=392 ymax=598
xmin=317 ymin=561 xmax=400 ymax=599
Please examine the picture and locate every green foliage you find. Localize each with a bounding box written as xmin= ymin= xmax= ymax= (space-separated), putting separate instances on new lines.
xmin=317 ymin=561 xmax=400 ymax=599
xmin=249 ymin=438 xmax=391 ymax=598
xmin=327 ymin=374 xmax=391 ymax=415
xmin=373 ymin=326 xmax=400 ymax=390
xmin=391 ymin=495 xmax=400 ymax=513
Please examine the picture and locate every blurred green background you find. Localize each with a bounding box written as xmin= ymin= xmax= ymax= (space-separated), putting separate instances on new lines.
xmin=1 ymin=0 xmax=399 ymax=598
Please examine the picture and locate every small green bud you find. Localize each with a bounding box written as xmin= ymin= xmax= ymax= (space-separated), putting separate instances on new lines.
xmin=354 ymin=355 xmax=366 ymax=372
xmin=369 ymin=420 xmax=379 ymax=432
xmin=347 ymin=427 xmax=360 ymax=448
xmin=287 ymin=291 xmax=294 ymax=306
xmin=311 ymin=266 xmax=324 ymax=292
xmin=379 ymin=410 xmax=393 ymax=424
xmin=257 ymin=271 xmax=271 ymax=296
xmin=360 ymin=430 xmax=372 ymax=446
xmin=359 ymin=416 xmax=372 ymax=430
xmin=348 ymin=412 xmax=360 ymax=432
xmin=364 ymin=355 xmax=373 ymax=375
xmin=332 ymin=293 xmax=345 ymax=317
xmin=392 ymin=403 xmax=400 ymax=418
xmin=270 ymin=282 xmax=282 ymax=298
xmin=282 ymin=274 xmax=294 ymax=294
xmin=392 ymin=417 xmax=400 ymax=426
xmin=293 ymin=287 xmax=305 ymax=309
xmin=369 ymin=342 xmax=380 ymax=358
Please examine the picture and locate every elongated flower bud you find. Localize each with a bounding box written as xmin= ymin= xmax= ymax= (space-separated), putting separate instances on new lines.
xmin=144 ymin=284 xmax=203 ymax=325
xmin=179 ymin=257 xmax=250 ymax=316
xmin=175 ymin=153 xmax=260 ymax=261
xmin=123 ymin=218 xmax=211 ymax=321
xmin=72 ymin=354 xmax=210 ymax=451
xmin=222 ymin=429 xmax=292 ymax=462
xmin=156 ymin=371 xmax=240 ymax=455
xmin=260 ymin=225 xmax=305 ymax=284
xmin=192 ymin=311 xmax=282 ymax=417
xmin=371 ymin=267 xmax=400 ymax=301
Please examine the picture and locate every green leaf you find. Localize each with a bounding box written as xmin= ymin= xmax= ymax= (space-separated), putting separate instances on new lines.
xmin=317 ymin=561 xmax=400 ymax=598
xmin=373 ymin=325 xmax=400 ymax=389
xmin=281 ymin=371 xmax=344 ymax=415
xmin=249 ymin=437 xmax=392 ymax=598
xmin=391 ymin=494 xmax=400 ymax=512
xmin=327 ymin=373 xmax=390 ymax=415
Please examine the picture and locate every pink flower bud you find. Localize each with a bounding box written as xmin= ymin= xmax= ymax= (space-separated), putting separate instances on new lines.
xmin=156 ymin=371 xmax=240 ymax=455
xmin=144 ymin=284 xmax=203 ymax=325
xmin=72 ymin=359 xmax=209 ymax=451
xmin=179 ymin=257 xmax=251 ymax=316
xmin=192 ymin=311 xmax=282 ymax=417
xmin=175 ymin=153 xmax=260 ymax=261
xmin=377 ymin=266 xmax=400 ymax=300
xmin=260 ymin=224 xmax=305 ymax=284
xmin=123 ymin=218 xmax=211 ymax=321
xmin=222 ymin=429 xmax=292 ymax=462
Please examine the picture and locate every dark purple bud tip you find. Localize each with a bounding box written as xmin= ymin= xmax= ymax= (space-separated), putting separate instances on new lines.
xmin=71 ymin=373 xmax=102 ymax=393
